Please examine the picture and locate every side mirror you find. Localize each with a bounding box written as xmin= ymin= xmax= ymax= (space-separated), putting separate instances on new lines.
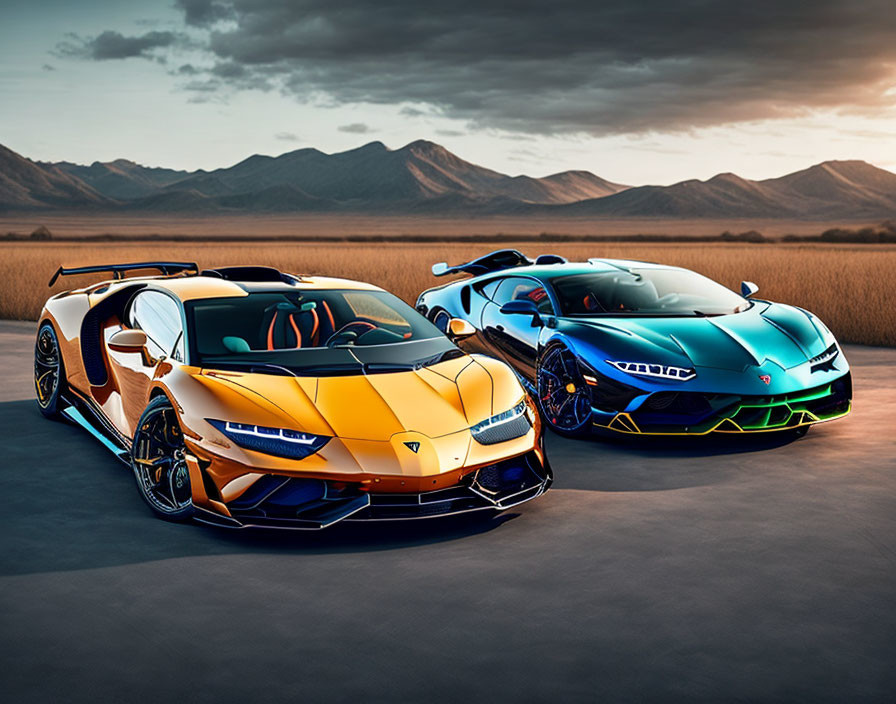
xmin=447 ymin=318 xmax=476 ymax=340
xmin=500 ymin=299 xmax=539 ymax=316
xmin=109 ymin=328 xmax=148 ymax=352
xmin=431 ymin=262 xmax=449 ymax=277
xmin=741 ymin=281 xmax=759 ymax=298
xmin=108 ymin=329 xmax=155 ymax=366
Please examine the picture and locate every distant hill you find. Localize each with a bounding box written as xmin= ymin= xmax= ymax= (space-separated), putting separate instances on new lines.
xmin=558 ymin=161 xmax=896 ymax=218
xmin=0 ymin=145 xmax=112 ymax=210
xmin=2 ymin=140 xmax=895 ymax=219
xmin=160 ymin=139 xmax=629 ymax=207
xmin=761 ymin=161 xmax=896 ymax=216
xmin=52 ymin=159 xmax=189 ymax=199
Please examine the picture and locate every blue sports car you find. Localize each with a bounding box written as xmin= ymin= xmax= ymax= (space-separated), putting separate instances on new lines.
xmin=415 ymin=249 xmax=851 ymax=438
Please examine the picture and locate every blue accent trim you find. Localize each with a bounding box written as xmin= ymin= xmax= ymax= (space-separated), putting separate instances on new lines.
xmin=62 ymin=407 xmax=128 ymax=458
xmin=590 ymin=407 xmax=617 ymax=421
xmin=624 ymin=394 xmax=651 ymax=413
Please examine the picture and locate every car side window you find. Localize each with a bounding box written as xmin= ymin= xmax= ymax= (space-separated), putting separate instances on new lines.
xmin=129 ymin=291 xmax=184 ymax=361
xmin=479 ymin=278 xmax=502 ymax=300
xmin=494 ymin=277 xmax=554 ymax=314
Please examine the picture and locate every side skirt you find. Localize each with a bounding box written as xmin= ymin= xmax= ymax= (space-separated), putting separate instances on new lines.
xmin=59 ymin=392 xmax=130 ymax=465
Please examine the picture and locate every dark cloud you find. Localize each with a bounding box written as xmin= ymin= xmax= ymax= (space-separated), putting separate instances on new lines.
xmin=41 ymin=64 xmax=56 ymax=71
xmin=275 ymin=131 xmax=301 ymax=141
xmin=175 ymin=0 xmax=235 ymax=27
xmin=210 ymin=61 xmax=247 ymax=79
xmin=57 ymin=30 xmax=180 ymax=60
xmin=338 ymin=123 xmax=374 ymax=134
xmin=61 ymin=1 xmax=896 ymax=135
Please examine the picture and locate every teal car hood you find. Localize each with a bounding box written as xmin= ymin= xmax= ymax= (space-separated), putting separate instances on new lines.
xmin=560 ymin=301 xmax=832 ymax=373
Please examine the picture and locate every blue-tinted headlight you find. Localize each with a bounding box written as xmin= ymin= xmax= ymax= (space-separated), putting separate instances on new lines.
xmin=207 ymin=419 xmax=330 ymax=460
xmin=606 ymin=360 xmax=696 ymax=381
xmin=470 ymin=400 xmax=530 ymax=444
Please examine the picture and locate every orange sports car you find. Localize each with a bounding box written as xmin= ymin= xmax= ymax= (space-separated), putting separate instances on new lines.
xmin=35 ymin=262 xmax=551 ymax=528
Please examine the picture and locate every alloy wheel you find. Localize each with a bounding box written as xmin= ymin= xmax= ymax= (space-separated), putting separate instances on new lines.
xmin=132 ymin=402 xmax=192 ymax=516
xmin=34 ymin=324 xmax=60 ymax=410
xmin=537 ymin=345 xmax=592 ymax=434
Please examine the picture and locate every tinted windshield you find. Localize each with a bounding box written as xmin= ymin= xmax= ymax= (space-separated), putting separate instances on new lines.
xmin=186 ymin=289 xmax=458 ymax=374
xmin=551 ymin=268 xmax=748 ymax=317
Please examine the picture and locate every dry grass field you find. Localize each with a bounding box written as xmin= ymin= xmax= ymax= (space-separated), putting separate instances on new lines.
xmin=0 ymin=213 xmax=879 ymax=239
xmin=1 ymin=241 xmax=893 ymax=346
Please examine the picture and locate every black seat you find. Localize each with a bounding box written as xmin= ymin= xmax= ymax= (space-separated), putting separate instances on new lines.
xmin=260 ymin=303 xmax=337 ymax=349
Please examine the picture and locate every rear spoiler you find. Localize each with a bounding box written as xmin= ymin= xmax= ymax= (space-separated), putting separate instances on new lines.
xmin=431 ymin=249 xmax=533 ymax=277
xmin=431 ymin=249 xmax=568 ymax=277
xmin=48 ymin=261 xmax=199 ymax=287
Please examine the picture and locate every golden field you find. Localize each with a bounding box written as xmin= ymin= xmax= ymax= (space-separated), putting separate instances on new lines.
xmin=0 ymin=213 xmax=879 ymax=239
xmin=1 ymin=240 xmax=893 ymax=346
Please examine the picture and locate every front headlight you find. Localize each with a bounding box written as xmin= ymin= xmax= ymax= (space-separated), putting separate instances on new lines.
xmin=470 ymin=400 xmax=530 ymax=445
xmin=607 ymin=360 xmax=696 ymax=381
xmin=207 ymin=419 xmax=330 ymax=460
xmin=809 ymin=343 xmax=839 ymax=372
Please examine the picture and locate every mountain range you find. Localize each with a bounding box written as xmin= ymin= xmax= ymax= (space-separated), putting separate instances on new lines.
xmin=1 ymin=140 xmax=895 ymax=219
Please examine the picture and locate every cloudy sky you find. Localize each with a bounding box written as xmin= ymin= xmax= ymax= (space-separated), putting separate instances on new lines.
xmin=2 ymin=0 xmax=895 ymax=185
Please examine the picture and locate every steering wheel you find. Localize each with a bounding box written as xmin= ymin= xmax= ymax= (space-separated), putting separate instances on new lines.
xmin=325 ymin=320 xmax=377 ymax=347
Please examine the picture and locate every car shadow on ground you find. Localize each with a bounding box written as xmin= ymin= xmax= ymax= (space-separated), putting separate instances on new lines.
xmin=585 ymin=427 xmax=802 ymax=457
xmin=0 ymin=399 xmax=524 ymax=576
xmin=0 ymin=397 xmax=820 ymax=575
xmin=544 ymin=425 xmax=811 ymax=492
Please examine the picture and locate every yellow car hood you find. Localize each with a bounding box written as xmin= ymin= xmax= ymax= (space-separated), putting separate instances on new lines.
xmin=197 ymin=354 xmax=522 ymax=442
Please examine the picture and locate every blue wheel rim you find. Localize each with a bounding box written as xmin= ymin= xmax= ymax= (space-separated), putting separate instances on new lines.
xmin=537 ymin=346 xmax=591 ymax=431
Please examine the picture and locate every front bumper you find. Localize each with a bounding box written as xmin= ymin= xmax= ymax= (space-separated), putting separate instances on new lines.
xmin=592 ymin=373 xmax=852 ymax=435
xmin=189 ymin=449 xmax=552 ymax=529
xmin=57 ymin=387 xmax=550 ymax=529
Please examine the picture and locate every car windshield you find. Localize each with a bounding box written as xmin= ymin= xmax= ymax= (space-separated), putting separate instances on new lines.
xmin=550 ymin=268 xmax=748 ymax=317
xmin=185 ymin=289 xmax=459 ymax=375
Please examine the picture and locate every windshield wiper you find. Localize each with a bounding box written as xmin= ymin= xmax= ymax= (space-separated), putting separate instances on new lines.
xmin=292 ymin=363 xmax=363 ymax=376
xmin=414 ymin=348 xmax=465 ymax=368
xmin=362 ymin=362 xmax=417 ymax=373
xmin=362 ymin=349 xmax=465 ymax=374
xmin=205 ymin=361 xmax=297 ymax=376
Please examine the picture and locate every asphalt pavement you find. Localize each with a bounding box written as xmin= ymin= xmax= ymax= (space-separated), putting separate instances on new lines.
xmin=1 ymin=320 xmax=894 ymax=702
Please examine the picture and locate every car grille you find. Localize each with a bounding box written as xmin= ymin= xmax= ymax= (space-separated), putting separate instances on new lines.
xmin=627 ymin=374 xmax=852 ymax=433
xmin=221 ymin=450 xmax=551 ymax=525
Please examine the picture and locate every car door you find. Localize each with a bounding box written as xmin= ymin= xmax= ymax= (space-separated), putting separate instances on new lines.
xmin=106 ymin=290 xmax=185 ymax=437
xmin=480 ymin=276 xmax=554 ymax=381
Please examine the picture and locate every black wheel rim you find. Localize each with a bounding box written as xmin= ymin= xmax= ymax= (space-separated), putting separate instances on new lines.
xmin=34 ymin=326 xmax=60 ymax=408
xmin=132 ymin=405 xmax=192 ymax=514
xmin=537 ymin=346 xmax=591 ymax=431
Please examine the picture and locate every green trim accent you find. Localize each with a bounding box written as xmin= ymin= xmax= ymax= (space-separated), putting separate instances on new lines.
xmin=594 ymin=381 xmax=851 ymax=436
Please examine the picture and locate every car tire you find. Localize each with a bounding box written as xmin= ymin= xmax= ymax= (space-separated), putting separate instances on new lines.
xmin=131 ymin=395 xmax=195 ymax=522
xmin=535 ymin=343 xmax=593 ymax=438
xmin=34 ymin=321 xmax=66 ymax=419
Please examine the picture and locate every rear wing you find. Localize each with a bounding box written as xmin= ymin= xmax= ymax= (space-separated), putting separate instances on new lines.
xmin=48 ymin=261 xmax=199 ymax=287
xmin=431 ymin=249 xmax=533 ymax=277
xmin=431 ymin=249 xmax=568 ymax=277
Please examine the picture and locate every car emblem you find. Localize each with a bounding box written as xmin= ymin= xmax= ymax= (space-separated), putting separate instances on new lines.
xmin=404 ymin=441 xmax=420 ymax=453
xmin=759 ymin=374 xmax=771 ymax=385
